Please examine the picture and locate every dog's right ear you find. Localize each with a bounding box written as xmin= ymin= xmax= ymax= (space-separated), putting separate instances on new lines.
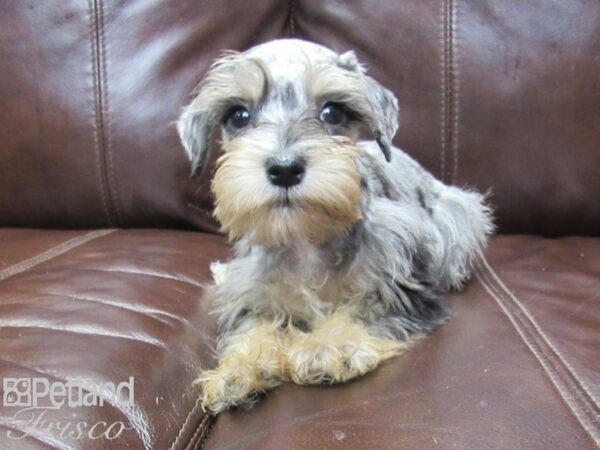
xmin=177 ymin=103 xmax=213 ymax=177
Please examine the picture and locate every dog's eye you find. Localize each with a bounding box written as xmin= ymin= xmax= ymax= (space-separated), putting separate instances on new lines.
xmin=320 ymin=103 xmax=347 ymax=126
xmin=225 ymin=106 xmax=251 ymax=129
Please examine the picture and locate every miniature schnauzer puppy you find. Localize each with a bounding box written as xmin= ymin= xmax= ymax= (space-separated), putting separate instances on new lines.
xmin=177 ymin=39 xmax=493 ymax=414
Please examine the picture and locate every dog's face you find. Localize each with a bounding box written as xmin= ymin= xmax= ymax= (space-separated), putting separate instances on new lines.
xmin=178 ymin=39 xmax=398 ymax=246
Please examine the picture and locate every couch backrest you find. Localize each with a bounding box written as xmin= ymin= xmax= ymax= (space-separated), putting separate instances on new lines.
xmin=1 ymin=1 xmax=598 ymax=236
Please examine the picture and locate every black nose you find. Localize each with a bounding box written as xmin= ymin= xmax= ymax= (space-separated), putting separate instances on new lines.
xmin=265 ymin=157 xmax=305 ymax=188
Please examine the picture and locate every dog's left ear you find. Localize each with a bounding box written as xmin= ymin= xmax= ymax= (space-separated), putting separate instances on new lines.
xmin=365 ymin=77 xmax=399 ymax=162
xmin=177 ymin=101 xmax=214 ymax=177
xmin=338 ymin=51 xmax=399 ymax=162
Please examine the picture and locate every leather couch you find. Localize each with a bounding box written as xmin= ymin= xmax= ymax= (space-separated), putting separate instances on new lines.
xmin=0 ymin=1 xmax=598 ymax=449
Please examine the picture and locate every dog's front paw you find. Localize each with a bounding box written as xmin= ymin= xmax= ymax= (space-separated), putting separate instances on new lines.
xmin=285 ymin=315 xmax=405 ymax=385
xmin=196 ymin=321 xmax=286 ymax=413
xmin=285 ymin=336 xmax=351 ymax=384
xmin=196 ymin=366 xmax=281 ymax=414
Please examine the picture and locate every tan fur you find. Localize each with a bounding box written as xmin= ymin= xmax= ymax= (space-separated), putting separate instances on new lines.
xmin=212 ymin=131 xmax=362 ymax=245
xmin=305 ymin=63 xmax=398 ymax=147
xmin=306 ymin=63 xmax=368 ymax=102
xmin=285 ymin=310 xmax=407 ymax=385
xmin=197 ymin=310 xmax=407 ymax=412
xmin=201 ymin=260 xmax=404 ymax=408
xmin=305 ymin=63 xmax=375 ymax=123
xmin=196 ymin=320 xmax=287 ymax=413
xmin=191 ymin=52 xmax=269 ymax=111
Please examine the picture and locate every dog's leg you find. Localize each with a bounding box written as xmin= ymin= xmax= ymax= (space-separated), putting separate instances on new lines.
xmin=196 ymin=318 xmax=286 ymax=413
xmin=285 ymin=310 xmax=406 ymax=385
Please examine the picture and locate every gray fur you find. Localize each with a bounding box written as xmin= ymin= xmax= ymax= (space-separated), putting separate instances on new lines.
xmin=336 ymin=50 xmax=399 ymax=161
xmin=211 ymin=141 xmax=493 ymax=348
xmin=178 ymin=39 xmax=493 ymax=354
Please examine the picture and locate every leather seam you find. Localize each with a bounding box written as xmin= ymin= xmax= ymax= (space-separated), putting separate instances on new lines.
xmin=169 ymin=395 xmax=212 ymax=450
xmin=450 ymin=0 xmax=460 ymax=184
xmin=477 ymin=261 xmax=600 ymax=447
xmin=288 ymin=0 xmax=296 ymax=37
xmin=440 ymin=0 xmax=459 ymax=184
xmin=96 ymin=0 xmax=123 ymax=225
xmin=169 ymin=396 xmax=197 ymax=450
xmin=184 ymin=416 xmax=204 ymax=450
xmin=187 ymin=414 xmax=213 ymax=450
xmin=88 ymin=0 xmax=113 ymax=226
xmin=439 ymin=0 xmax=447 ymax=182
xmin=0 ymin=230 xmax=115 ymax=282
xmin=481 ymin=257 xmax=600 ymax=411
xmin=196 ymin=414 xmax=216 ymax=449
xmin=478 ymin=267 xmax=600 ymax=447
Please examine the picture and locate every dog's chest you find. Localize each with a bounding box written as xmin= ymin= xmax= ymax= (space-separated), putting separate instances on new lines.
xmin=261 ymin=242 xmax=359 ymax=320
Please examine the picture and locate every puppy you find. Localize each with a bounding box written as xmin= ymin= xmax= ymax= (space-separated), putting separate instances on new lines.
xmin=177 ymin=39 xmax=493 ymax=413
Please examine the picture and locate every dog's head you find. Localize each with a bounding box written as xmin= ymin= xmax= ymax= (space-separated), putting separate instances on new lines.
xmin=177 ymin=39 xmax=399 ymax=246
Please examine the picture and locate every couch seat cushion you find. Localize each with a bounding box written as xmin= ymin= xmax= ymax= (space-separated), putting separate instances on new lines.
xmin=202 ymin=235 xmax=600 ymax=450
xmin=0 ymin=229 xmax=227 ymax=449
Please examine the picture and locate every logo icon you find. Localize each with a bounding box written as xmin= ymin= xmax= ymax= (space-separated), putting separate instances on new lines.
xmin=3 ymin=378 xmax=32 ymax=407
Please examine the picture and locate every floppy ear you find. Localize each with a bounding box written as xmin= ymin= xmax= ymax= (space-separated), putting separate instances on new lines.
xmin=177 ymin=51 xmax=266 ymax=176
xmin=338 ymin=51 xmax=399 ymax=162
xmin=177 ymin=103 xmax=213 ymax=177
xmin=365 ymin=77 xmax=399 ymax=162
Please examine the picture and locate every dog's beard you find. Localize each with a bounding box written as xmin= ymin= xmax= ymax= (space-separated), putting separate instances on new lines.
xmin=212 ymin=134 xmax=362 ymax=246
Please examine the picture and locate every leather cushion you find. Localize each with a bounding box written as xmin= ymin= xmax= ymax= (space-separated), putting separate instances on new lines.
xmin=0 ymin=231 xmax=598 ymax=448
xmin=0 ymin=229 xmax=227 ymax=449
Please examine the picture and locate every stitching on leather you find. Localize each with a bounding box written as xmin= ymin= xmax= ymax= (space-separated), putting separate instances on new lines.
xmin=97 ymin=0 xmax=123 ymax=225
xmin=185 ymin=414 xmax=212 ymax=450
xmin=88 ymin=0 xmax=113 ymax=226
xmin=184 ymin=419 xmax=203 ymax=450
xmin=0 ymin=230 xmax=115 ymax=282
xmin=477 ymin=266 xmax=600 ymax=446
xmin=196 ymin=414 xmax=216 ymax=450
xmin=477 ymin=267 xmax=600 ymax=447
xmin=481 ymin=257 xmax=600 ymax=411
xmin=477 ymin=261 xmax=600 ymax=447
xmin=169 ymin=396 xmax=211 ymax=450
xmin=479 ymin=272 xmax=600 ymax=448
xmin=288 ymin=0 xmax=296 ymax=37
xmin=439 ymin=0 xmax=447 ymax=182
xmin=450 ymin=0 xmax=460 ymax=184
xmin=440 ymin=0 xmax=459 ymax=184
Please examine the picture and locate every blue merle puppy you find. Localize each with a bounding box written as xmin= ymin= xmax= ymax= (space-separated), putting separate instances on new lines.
xmin=177 ymin=39 xmax=493 ymax=413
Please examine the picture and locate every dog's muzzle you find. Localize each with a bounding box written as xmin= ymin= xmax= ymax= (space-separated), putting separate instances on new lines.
xmin=265 ymin=156 xmax=305 ymax=188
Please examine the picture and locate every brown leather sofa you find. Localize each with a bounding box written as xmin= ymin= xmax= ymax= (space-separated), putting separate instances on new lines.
xmin=1 ymin=1 xmax=598 ymax=449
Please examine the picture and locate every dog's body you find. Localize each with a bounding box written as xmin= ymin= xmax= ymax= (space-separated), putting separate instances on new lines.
xmin=178 ymin=39 xmax=493 ymax=413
